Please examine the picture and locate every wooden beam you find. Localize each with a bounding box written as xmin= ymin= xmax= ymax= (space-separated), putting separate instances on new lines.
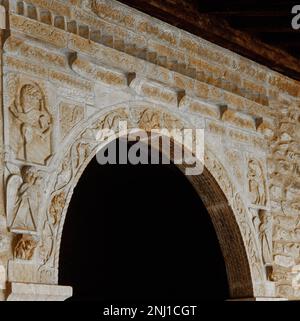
xmin=237 ymin=26 xmax=300 ymax=33
xmin=204 ymin=11 xmax=290 ymax=17
xmin=265 ymin=39 xmax=300 ymax=47
xmin=197 ymin=0 xmax=297 ymax=11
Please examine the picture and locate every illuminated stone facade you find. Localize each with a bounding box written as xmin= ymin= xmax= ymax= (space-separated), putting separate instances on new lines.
xmin=0 ymin=0 xmax=299 ymax=301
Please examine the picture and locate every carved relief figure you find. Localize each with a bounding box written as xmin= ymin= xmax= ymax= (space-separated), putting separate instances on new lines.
xmin=9 ymin=82 xmax=52 ymax=165
xmin=6 ymin=166 xmax=40 ymax=234
xmin=54 ymin=153 xmax=73 ymax=191
xmin=258 ymin=210 xmax=273 ymax=265
xmin=39 ymin=221 xmax=54 ymax=265
xmin=225 ymin=150 xmax=244 ymax=186
xmin=211 ymin=158 xmax=234 ymax=199
xmin=49 ymin=192 xmax=66 ymax=226
xmin=14 ymin=235 xmax=37 ymax=260
xmin=247 ymin=159 xmax=267 ymax=206
xmin=233 ymin=193 xmax=264 ymax=281
xmin=75 ymin=142 xmax=90 ymax=169
xmin=59 ymin=102 xmax=84 ymax=140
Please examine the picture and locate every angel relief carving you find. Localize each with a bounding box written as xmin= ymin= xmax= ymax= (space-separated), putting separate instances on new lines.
xmin=6 ymin=166 xmax=41 ymax=234
xmin=9 ymin=82 xmax=53 ymax=165
xmin=247 ymin=159 xmax=267 ymax=206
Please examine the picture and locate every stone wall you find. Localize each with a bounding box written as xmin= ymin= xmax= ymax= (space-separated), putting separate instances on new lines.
xmin=0 ymin=0 xmax=299 ymax=300
xmin=0 ymin=3 xmax=8 ymax=301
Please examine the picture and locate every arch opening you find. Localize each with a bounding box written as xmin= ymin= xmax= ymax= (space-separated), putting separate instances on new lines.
xmin=59 ymin=139 xmax=230 ymax=301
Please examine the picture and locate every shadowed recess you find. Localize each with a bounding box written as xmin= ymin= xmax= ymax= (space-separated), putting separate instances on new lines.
xmin=59 ymin=140 xmax=230 ymax=301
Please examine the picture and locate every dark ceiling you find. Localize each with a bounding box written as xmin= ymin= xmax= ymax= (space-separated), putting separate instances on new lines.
xmin=117 ymin=0 xmax=300 ymax=81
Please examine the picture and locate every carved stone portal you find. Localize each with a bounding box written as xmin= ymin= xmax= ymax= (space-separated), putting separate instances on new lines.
xmin=2 ymin=0 xmax=298 ymax=300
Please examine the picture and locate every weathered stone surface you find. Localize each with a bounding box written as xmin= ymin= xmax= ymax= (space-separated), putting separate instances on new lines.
xmin=71 ymin=56 xmax=128 ymax=87
xmin=269 ymin=75 xmax=300 ymax=97
xmin=0 ymin=6 xmax=5 ymax=30
xmin=189 ymin=100 xmax=220 ymax=119
xmin=91 ymin=0 xmax=137 ymax=29
xmin=4 ymin=56 xmax=49 ymax=78
xmin=10 ymin=15 xmax=68 ymax=48
xmin=4 ymin=37 xmax=67 ymax=69
xmin=21 ymin=0 xmax=71 ymax=18
xmin=0 ymin=0 xmax=299 ymax=302
xmin=221 ymin=109 xmax=256 ymax=131
xmin=274 ymin=255 xmax=295 ymax=269
xmin=59 ymin=102 xmax=85 ymax=140
xmin=49 ymin=70 xmax=93 ymax=92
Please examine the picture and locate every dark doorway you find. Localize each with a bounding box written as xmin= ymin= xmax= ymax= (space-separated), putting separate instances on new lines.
xmin=59 ymin=139 xmax=229 ymax=301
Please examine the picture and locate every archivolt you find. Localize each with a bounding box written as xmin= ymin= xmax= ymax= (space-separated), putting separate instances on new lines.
xmin=41 ymin=104 xmax=265 ymax=299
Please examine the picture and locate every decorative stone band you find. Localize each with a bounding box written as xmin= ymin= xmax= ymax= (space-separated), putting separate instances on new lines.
xmin=8 ymin=2 xmax=290 ymax=106
xmin=70 ymin=54 xmax=135 ymax=88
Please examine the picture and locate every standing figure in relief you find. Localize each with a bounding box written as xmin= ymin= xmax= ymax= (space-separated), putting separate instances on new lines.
xmin=9 ymin=83 xmax=52 ymax=165
xmin=248 ymin=159 xmax=267 ymax=206
xmin=258 ymin=210 xmax=273 ymax=265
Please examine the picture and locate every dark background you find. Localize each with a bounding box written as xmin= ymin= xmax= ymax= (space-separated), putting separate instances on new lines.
xmin=117 ymin=0 xmax=300 ymax=81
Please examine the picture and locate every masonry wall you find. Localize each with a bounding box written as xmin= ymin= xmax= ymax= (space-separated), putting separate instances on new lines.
xmin=0 ymin=0 xmax=299 ymax=300
xmin=0 ymin=7 xmax=9 ymax=301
